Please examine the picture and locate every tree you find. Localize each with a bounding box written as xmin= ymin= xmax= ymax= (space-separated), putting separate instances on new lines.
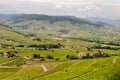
xmin=47 ymin=55 xmax=54 ymax=59
xmin=33 ymin=54 xmax=40 ymax=58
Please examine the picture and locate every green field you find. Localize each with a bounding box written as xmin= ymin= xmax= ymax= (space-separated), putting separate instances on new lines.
xmin=0 ymin=15 xmax=120 ymax=80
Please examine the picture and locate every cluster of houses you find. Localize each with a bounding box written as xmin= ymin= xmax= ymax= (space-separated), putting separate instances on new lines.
xmin=0 ymin=51 xmax=19 ymax=58
xmin=77 ymin=50 xmax=110 ymax=58
xmin=23 ymin=55 xmax=45 ymax=62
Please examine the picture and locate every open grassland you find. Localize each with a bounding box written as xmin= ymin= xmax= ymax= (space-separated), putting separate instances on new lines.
xmin=0 ymin=23 xmax=120 ymax=80
xmin=2 ymin=66 xmax=43 ymax=80
xmin=0 ymin=55 xmax=119 ymax=80
xmin=35 ymin=57 xmax=119 ymax=80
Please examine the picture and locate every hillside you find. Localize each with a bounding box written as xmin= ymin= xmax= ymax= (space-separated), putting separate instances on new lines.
xmin=0 ymin=14 xmax=120 ymax=80
xmin=0 ymin=14 xmax=110 ymax=28
xmin=86 ymin=17 xmax=120 ymax=27
xmin=0 ymin=24 xmax=41 ymax=46
xmin=0 ymin=14 xmax=120 ymax=46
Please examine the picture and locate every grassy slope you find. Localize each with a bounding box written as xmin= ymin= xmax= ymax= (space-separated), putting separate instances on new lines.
xmin=0 ymin=25 xmax=39 ymax=45
xmin=3 ymin=66 xmax=43 ymax=80
xmin=35 ymin=57 xmax=118 ymax=80
xmin=0 ymin=20 xmax=120 ymax=80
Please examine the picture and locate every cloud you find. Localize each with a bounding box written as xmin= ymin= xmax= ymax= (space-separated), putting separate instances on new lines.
xmin=1 ymin=0 xmax=120 ymax=19
xmin=31 ymin=0 xmax=104 ymax=11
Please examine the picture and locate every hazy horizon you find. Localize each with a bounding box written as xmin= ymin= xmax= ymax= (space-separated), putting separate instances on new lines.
xmin=0 ymin=0 xmax=120 ymax=19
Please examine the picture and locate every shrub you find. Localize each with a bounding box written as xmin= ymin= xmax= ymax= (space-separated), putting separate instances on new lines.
xmin=55 ymin=58 xmax=60 ymax=61
xmin=40 ymin=57 xmax=45 ymax=61
xmin=47 ymin=55 xmax=54 ymax=59
xmin=112 ymin=54 xmax=118 ymax=56
xmin=65 ymin=55 xmax=70 ymax=58
xmin=7 ymin=51 xmax=19 ymax=58
xmin=66 ymin=55 xmax=79 ymax=60
xmin=16 ymin=45 xmax=24 ymax=47
xmin=33 ymin=54 xmax=40 ymax=58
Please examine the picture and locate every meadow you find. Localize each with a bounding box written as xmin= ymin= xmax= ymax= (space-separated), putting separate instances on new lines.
xmin=0 ymin=16 xmax=120 ymax=80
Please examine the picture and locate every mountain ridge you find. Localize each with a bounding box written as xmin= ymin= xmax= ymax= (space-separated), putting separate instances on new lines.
xmin=0 ymin=14 xmax=111 ymax=27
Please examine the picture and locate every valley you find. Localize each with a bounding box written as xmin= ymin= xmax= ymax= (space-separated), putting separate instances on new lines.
xmin=0 ymin=14 xmax=120 ymax=80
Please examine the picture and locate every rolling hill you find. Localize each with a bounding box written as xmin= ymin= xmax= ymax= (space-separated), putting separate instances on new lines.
xmin=0 ymin=14 xmax=120 ymax=80
xmin=86 ymin=17 xmax=120 ymax=27
xmin=0 ymin=14 xmax=120 ymax=46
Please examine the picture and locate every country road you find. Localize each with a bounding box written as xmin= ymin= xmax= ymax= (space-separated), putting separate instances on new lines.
xmin=41 ymin=64 xmax=48 ymax=72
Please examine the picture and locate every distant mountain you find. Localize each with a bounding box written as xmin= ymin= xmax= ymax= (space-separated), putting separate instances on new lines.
xmin=0 ymin=14 xmax=110 ymax=27
xmin=0 ymin=14 xmax=119 ymax=46
xmin=86 ymin=17 xmax=120 ymax=27
xmin=0 ymin=14 xmax=16 ymax=20
xmin=8 ymin=14 xmax=92 ymax=24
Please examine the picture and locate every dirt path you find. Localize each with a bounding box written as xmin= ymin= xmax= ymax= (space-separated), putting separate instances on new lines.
xmin=0 ymin=59 xmax=19 ymax=66
xmin=40 ymin=64 xmax=48 ymax=72
xmin=112 ymin=57 xmax=117 ymax=64
xmin=0 ymin=59 xmax=19 ymax=68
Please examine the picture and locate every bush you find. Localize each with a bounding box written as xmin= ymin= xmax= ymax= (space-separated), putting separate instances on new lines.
xmin=56 ymin=58 xmax=60 ymax=61
xmin=33 ymin=54 xmax=40 ymax=58
xmin=112 ymin=54 xmax=118 ymax=56
xmin=66 ymin=55 xmax=79 ymax=60
xmin=7 ymin=51 xmax=19 ymax=58
xmin=40 ymin=57 xmax=45 ymax=61
xmin=16 ymin=45 xmax=24 ymax=47
xmin=47 ymin=55 xmax=54 ymax=59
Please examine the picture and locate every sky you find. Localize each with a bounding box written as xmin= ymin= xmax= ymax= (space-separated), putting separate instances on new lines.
xmin=0 ymin=0 xmax=120 ymax=19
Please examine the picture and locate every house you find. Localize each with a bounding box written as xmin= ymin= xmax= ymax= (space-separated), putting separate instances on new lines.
xmin=33 ymin=58 xmax=41 ymax=62
xmin=78 ymin=52 xmax=86 ymax=57
xmin=3 ymin=52 xmax=8 ymax=57
xmin=14 ymin=53 xmax=19 ymax=57
xmin=23 ymin=56 xmax=32 ymax=60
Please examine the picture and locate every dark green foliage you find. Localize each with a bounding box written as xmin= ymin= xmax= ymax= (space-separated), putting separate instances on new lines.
xmin=33 ymin=54 xmax=40 ymax=58
xmin=28 ymin=43 xmax=63 ymax=49
xmin=112 ymin=54 xmax=118 ymax=56
xmin=7 ymin=51 xmax=19 ymax=58
xmin=93 ymin=45 xmax=120 ymax=50
xmin=55 ymin=58 xmax=60 ymax=61
xmin=40 ymin=57 xmax=45 ymax=61
xmin=33 ymin=38 xmax=42 ymax=41
xmin=66 ymin=55 xmax=79 ymax=60
xmin=16 ymin=45 xmax=24 ymax=47
xmin=47 ymin=55 xmax=54 ymax=59
xmin=85 ymin=47 xmax=91 ymax=51
xmin=65 ymin=55 xmax=70 ymax=58
xmin=1 ymin=44 xmax=12 ymax=48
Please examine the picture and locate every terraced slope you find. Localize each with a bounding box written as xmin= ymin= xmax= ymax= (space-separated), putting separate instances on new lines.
xmin=2 ymin=65 xmax=43 ymax=80
xmin=0 ymin=24 xmax=40 ymax=45
xmin=35 ymin=57 xmax=119 ymax=80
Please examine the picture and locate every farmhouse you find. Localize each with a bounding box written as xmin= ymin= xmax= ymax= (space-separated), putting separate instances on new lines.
xmin=23 ymin=56 xmax=32 ymax=60
xmin=78 ymin=52 xmax=86 ymax=57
